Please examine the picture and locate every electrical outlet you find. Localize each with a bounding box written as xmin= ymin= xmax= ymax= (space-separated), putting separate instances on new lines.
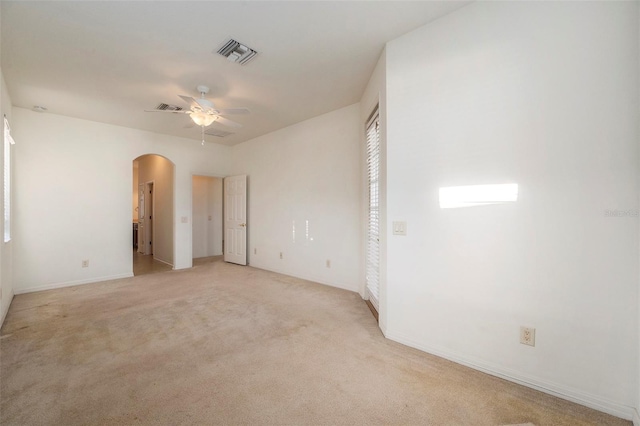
xmin=520 ymin=326 xmax=535 ymax=346
xmin=326 ymin=259 xmax=331 ymax=268
xmin=279 ymin=252 xmax=283 ymax=259
xmin=82 ymin=259 xmax=89 ymax=268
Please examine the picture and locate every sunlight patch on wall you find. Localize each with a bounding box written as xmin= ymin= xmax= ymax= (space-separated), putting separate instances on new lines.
xmin=439 ymin=183 xmax=518 ymax=209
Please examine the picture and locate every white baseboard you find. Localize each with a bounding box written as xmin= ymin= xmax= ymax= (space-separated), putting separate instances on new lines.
xmin=385 ymin=329 xmax=635 ymax=422
xmin=633 ymin=408 xmax=639 ymax=426
xmin=379 ymin=318 xmax=388 ymax=335
xmin=153 ymin=256 xmax=174 ymax=268
xmin=248 ymin=263 xmax=358 ymax=293
xmin=14 ymin=273 xmax=134 ymax=295
xmin=0 ymin=289 xmax=14 ymax=329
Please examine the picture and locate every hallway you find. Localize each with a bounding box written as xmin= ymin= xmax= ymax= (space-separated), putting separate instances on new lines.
xmin=132 ymin=250 xmax=172 ymax=276
xmin=133 ymin=251 xmax=222 ymax=276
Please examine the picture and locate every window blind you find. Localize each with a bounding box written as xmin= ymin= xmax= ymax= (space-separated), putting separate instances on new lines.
xmin=365 ymin=107 xmax=380 ymax=311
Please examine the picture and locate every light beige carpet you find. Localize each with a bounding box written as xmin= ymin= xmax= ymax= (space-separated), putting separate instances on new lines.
xmin=0 ymin=259 xmax=631 ymax=425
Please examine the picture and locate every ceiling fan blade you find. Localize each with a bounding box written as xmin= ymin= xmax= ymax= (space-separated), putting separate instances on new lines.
xmin=195 ymin=98 xmax=214 ymax=111
xmin=214 ymin=116 xmax=242 ymax=128
xmin=144 ymin=109 xmax=190 ymax=114
xmin=178 ymin=95 xmax=201 ymax=109
xmin=215 ymin=108 xmax=250 ymax=115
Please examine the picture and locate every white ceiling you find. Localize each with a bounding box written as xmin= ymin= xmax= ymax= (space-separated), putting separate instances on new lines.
xmin=1 ymin=1 xmax=470 ymax=146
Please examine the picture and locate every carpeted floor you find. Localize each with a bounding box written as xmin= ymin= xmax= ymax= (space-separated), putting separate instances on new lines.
xmin=0 ymin=259 xmax=631 ymax=425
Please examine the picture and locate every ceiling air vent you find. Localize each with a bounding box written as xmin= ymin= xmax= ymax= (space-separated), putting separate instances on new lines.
xmin=155 ymin=103 xmax=183 ymax=111
xmin=205 ymin=128 xmax=234 ymax=138
xmin=216 ymin=39 xmax=257 ymax=65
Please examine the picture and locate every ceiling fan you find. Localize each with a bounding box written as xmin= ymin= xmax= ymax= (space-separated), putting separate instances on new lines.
xmin=145 ymin=85 xmax=249 ymax=143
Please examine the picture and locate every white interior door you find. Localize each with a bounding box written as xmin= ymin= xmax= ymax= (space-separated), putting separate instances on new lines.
xmin=224 ymin=175 xmax=247 ymax=265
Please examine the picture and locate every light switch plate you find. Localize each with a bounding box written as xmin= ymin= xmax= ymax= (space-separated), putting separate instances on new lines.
xmin=392 ymin=221 xmax=407 ymax=236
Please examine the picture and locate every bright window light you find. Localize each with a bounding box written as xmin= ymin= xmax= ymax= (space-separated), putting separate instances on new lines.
xmin=3 ymin=116 xmax=15 ymax=242
xmin=439 ymin=183 xmax=518 ymax=209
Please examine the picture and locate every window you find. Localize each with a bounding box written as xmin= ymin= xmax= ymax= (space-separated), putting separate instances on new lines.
xmin=365 ymin=107 xmax=380 ymax=311
xmin=4 ymin=116 xmax=15 ymax=243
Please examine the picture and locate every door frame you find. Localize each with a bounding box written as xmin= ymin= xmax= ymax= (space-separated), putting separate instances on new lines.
xmin=144 ymin=180 xmax=155 ymax=256
xmin=364 ymin=103 xmax=382 ymax=319
xmin=190 ymin=172 xmax=228 ymax=263
xmin=132 ymin=154 xmax=177 ymax=270
xmin=191 ymin=174 xmax=225 ymax=259
xmin=137 ymin=183 xmax=145 ymax=253
xmin=223 ymin=174 xmax=247 ymax=265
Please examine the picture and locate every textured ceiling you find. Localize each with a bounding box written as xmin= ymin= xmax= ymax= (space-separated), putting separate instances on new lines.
xmin=1 ymin=1 xmax=471 ymax=146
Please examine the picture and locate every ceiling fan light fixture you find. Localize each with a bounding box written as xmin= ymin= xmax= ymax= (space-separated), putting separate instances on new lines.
xmin=190 ymin=112 xmax=216 ymax=127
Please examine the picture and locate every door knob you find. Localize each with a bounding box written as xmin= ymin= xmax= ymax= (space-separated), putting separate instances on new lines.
xmin=240 ymin=223 xmax=246 ymax=227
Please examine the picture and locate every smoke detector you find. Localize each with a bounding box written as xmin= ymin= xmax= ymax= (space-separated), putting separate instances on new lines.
xmin=216 ymin=39 xmax=258 ymax=65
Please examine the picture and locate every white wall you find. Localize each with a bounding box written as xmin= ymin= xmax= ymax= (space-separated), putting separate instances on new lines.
xmin=0 ymin=66 xmax=14 ymax=326
xmin=383 ymin=1 xmax=638 ymax=419
xmin=13 ymin=108 xmax=232 ymax=293
xmin=231 ymin=104 xmax=362 ymax=292
xmin=192 ymin=175 xmax=222 ymax=258
xmin=137 ymin=154 xmax=174 ymax=265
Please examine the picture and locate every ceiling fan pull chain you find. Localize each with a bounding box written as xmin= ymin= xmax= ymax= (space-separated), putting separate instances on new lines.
xmin=201 ymin=125 xmax=205 ymax=146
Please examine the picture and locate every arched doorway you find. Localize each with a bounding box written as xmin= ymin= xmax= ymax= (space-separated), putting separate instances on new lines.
xmin=132 ymin=154 xmax=175 ymax=276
